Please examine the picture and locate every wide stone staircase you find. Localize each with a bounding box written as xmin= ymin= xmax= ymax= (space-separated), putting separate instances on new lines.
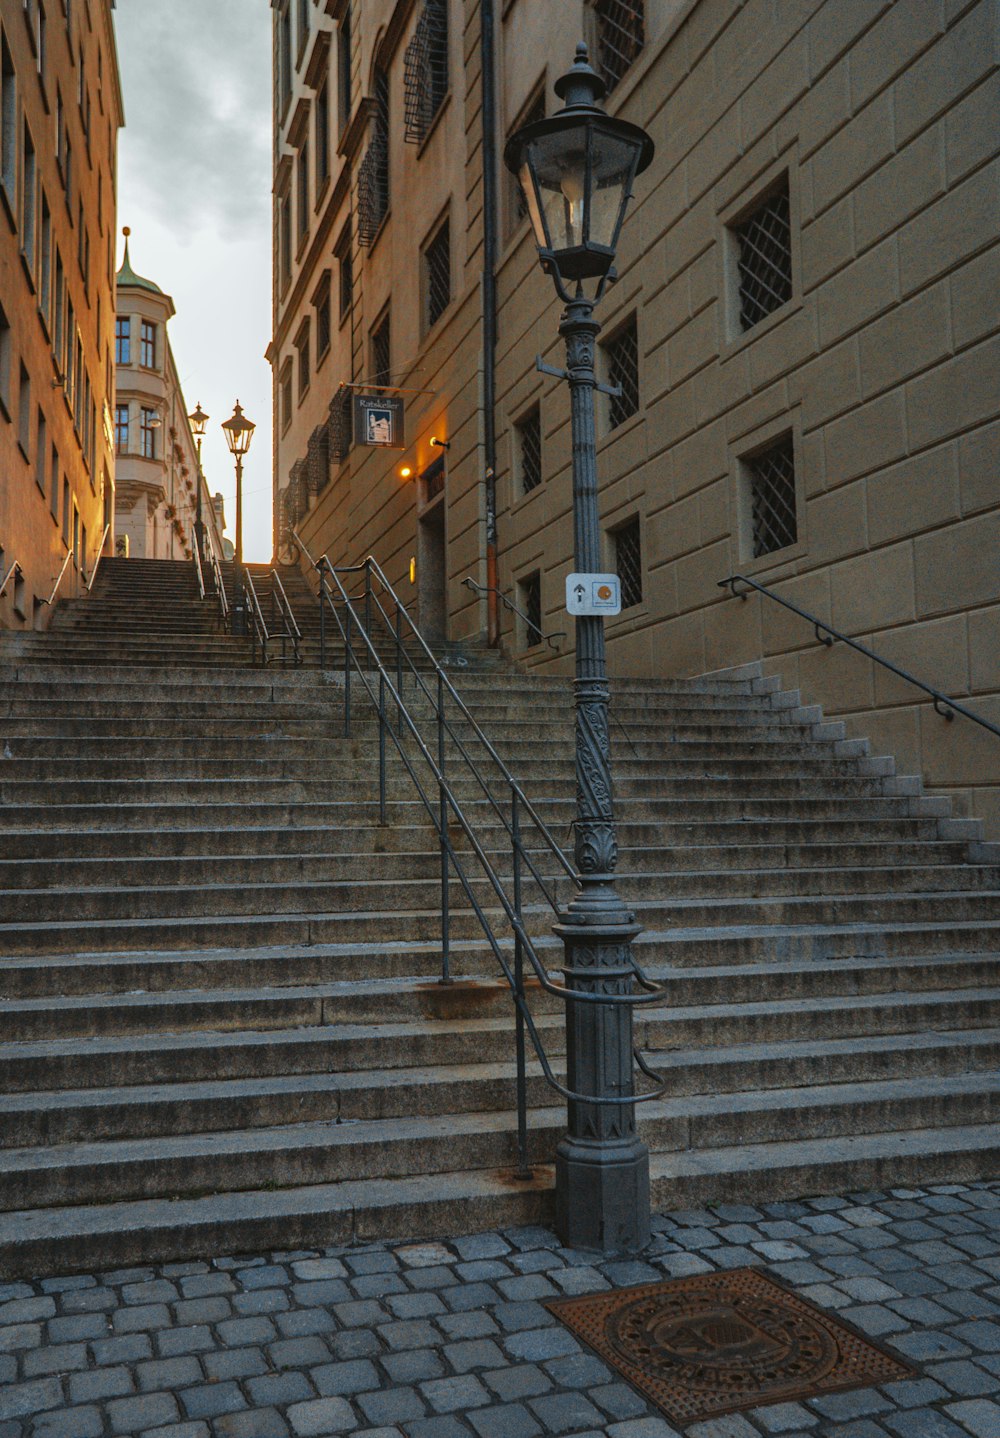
xmin=0 ymin=557 xmax=997 ymax=1277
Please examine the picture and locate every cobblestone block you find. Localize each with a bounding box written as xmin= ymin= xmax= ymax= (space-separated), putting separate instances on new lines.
xmin=436 ymin=1310 xmax=498 ymax=1340
xmin=529 ymin=1390 xmax=607 ymax=1432
xmin=926 ymin=1359 xmax=998 ymax=1395
xmin=0 ymin=1378 xmax=64 ymax=1421
xmin=329 ymin=1328 xmax=382 ymax=1360
xmin=203 ymin=1346 xmax=268 ymax=1381
xmin=378 ymin=1319 xmax=441 ymax=1350
xmin=892 ymin=1330 xmax=971 ymax=1361
xmin=542 ymin=1351 xmax=613 ymax=1388
xmin=294 ymin=1278 xmax=352 ymax=1306
xmin=482 ymin=1363 xmax=551 ymax=1401
xmin=549 ymin=1264 xmax=611 ymax=1294
xmin=174 ymin=1296 xmax=232 ymax=1325
xmin=107 ymin=1391 xmax=181 ymax=1434
xmin=135 ymin=1357 xmax=202 ymax=1392
xmin=750 ymin=1401 xmax=818 ymax=1431
xmin=237 ymin=1265 xmax=289 ymax=1289
xmin=140 ymin=1424 xmax=210 ymax=1438
xmin=944 ymin=1399 xmax=1000 ymax=1437
xmin=847 ymin=1304 xmax=910 ymax=1336
xmin=155 ymin=1324 xmax=215 ymax=1357
xmin=357 ymin=1385 xmax=426 ymax=1425
xmin=287 ymin=1396 xmax=358 ymax=1435
xmin=442 ymin=1337 xmax=505 ymax=1372
xmin=344 ymin=1251 xmax=399 ymax=1276
xmin=232 ymin=1288 xmax=290 ymax=1315
xmin=591 ymin=1381 xmax=648 ymax=1419
xmin=350 ymin=1273 xmax=407 ymax=1300
xmin=245 ymin=1372 xmax=316 ymax=1407
xmin=31 ymin=1405 xmax=104 ymax=1438
xmin=385 ymin=1292 xmax=446 ymax=1320
xmin=214 ymin=1412 xmax=291 ymax=1438
xmin=92 ymin=1332 xmax=153 ymax=1366
xmin=0 ymin=1323 xmax=42 ymax=1352
xmin=0 ymin=1297 xmax=55 ymax=1325
xmin=407 ymin=1266 xmax=459 ymax=1291
xmin=180 ymin=1381 xmax=247 ymax=1419
xmin=406 ymin=1417 xmax=469 ymax=1438
xmin=122 ymin=1280 xmax=179 ymax=1306
xmin=656 ymin=1253 xmax=714 ymax=1277
xmin=452 ymin=1234 xmax=511 ymax=1261
xmin=884 ymin=1409 xmax=970 ymax=1437
xmin=880 ymin=1378 xmax=948 ymax=1408
xmin=179 ymin=1272 xmax=234 ymax=1298
xmin=421 ymin=1373 xmax=491 ymax=1412
xmin=46 ymin=1313 xmax=108 ymax=1343
xmin=503 ymin=1326 xmax=579 ymax=1362
xmin=468 ymin=1402 xmax=542 ymax=1438
xmin=313 ymin=1357 xmax=381 ymax=1393
xmin=442 ymin=1281 xmax=499 ymax=1312
xmin=274 ymin=1306 xmax=336 ymax=1338
xmin=114 ymin=1302 xmax=172 ymax=1332
xmin=379 ymin=1348 xmax=444 ymax=1384
xmin=509 ymin=1249 xmax=564 ymax=1275
xmin=810 ymin=1388 xmax=894 ymax=1420
xmin=496 ymin=1274 xmax=558 ymax=1301
xmin=268 ymin=1335 xmax=330 ymax=1369
xmin=292 ymin=1258 xmax=348 ymax=1280
xmin=491 ymin=1300 xmax=551 ymax=1332
xmin=60 ymin=1288 xmax=117 ymax=1314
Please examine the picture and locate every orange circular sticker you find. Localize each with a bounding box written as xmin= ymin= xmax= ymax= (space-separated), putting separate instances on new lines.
xmin=597 ymin=585 xmax=612 ymax=600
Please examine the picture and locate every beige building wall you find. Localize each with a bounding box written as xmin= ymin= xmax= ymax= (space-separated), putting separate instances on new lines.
xmin=114 ymin=252 xmax=224 ymax=564
xmin=0 ymin=0 xmax=122 ymax=629
xmin=273 ymin=0 xmax=1000 ymax=835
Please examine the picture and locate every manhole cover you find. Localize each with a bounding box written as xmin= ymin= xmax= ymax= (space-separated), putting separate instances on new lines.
xmin=546 ymin=1267 xmax=913 ymax=1427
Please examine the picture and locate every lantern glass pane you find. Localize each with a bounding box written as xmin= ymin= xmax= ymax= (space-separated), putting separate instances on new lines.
xmin=588 ymin=127 xmax=640 ymax=250
xmin=525 ymin=125 xmax=590 ymax=254
xmin=518 ymin=159 xmax=548 ymax=252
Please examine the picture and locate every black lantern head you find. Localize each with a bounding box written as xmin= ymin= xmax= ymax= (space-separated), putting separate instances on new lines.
xmin=222 ymin=401 xmax=256 ymax=458
xmin=504 ymin=43 xmax=654 ymax=287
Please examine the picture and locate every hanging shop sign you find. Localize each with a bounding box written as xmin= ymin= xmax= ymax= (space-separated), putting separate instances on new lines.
xmin=353 ymin=394 xmax=406 ymax=449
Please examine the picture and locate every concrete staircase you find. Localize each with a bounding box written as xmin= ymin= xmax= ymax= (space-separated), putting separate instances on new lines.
xmin=0 ymin=558 xmax=997 ymax=1277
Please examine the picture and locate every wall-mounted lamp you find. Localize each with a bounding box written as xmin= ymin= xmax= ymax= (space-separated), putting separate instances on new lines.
xmin=399 ymin=465 xmax=413 ymax=480
xmin=409 ymin=557 xmax=417 ymax=584
xmin=430 ymin=437 xmax=450 ymax=450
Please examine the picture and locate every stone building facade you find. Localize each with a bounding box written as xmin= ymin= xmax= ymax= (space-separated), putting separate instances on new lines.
xmin=271 ymin=0 xmax=1000 ymax=833
xmin=113 ymin=239 xmax=225 ymax=564
xmin=0 ymin=0 xmax=122 ymax=629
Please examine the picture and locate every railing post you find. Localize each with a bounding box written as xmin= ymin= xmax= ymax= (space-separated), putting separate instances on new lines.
xmin=344 ymin=604 xmax=352 ymax=739
xmin=396 ymin=602 xmax=404 ymax=736
xmin=319 ymin=566 xmax=327 ymax=670
xmin=438 ymin=671 xmax=450 ymax=985
xmin=364 ymin=561 xmax=373 ymax=672
xmin=378 ymin=672 xmax=387 ymax=824
xmin=512 ymin=789 xmax=530 ymax=1180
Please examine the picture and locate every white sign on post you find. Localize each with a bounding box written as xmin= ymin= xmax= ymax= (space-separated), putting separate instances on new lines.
xmin=566 ymin=573 xmax=622 ymax=617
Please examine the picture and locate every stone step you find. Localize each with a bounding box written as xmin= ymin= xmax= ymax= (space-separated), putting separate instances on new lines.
xmin=0 ymin=1166 xmax=554 ymax=1279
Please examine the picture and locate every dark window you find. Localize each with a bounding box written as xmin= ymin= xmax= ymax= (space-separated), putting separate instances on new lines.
xmin=329 ymin=385 xmax=352 ymax=461
xmin=745 ymin=434 xmax=797 ymax=558
xmin=115 ymin=315 xmax=130 ymax=363
xmin=517 ymin=407 xmax=541 ymax=495
xmin=278 ymin=2 xmax=292 ymax=111
xmin=18 ymin=363 xmax=30 ymax=455
xmin=297 ymin=141 xmax=309 ymax=239
xmin=403 ymin=0 xmax=448 ymax=145
xmin=140 ymin=319 xmax=156 ymax=368
xmin=61 ymin=476 xmax=69 ymax=543
xmin=1 ymin=36 xmax=15 ymax=199
xmin=297 ymin=0 xmax=309 ymax=51
xmin=519 ymin=572 xmax=542 ymax=648
xmin=614 ymin=516 xmax=643 ymax=608
xmin=49 ymin=443 xmax=59 ymax=516
xmin=734 ymin=180 xmax=792 ymax=332
xmin=315 ymin=77 xmax=330 ymax=187
xmin=371 ymin=312 xmax=391 ymax=388
xmin=508 ymin=90 xmax=545 ymax=235
xmin=35 ymin=407 xmax=46 ymax=490
xmin=337 ymin=5 xmax=352 ymax=132
xmin=0 ymin=303 xmax=10 ymax=413
xmin=423 ymin=217 xmax=451 ymax=331
xmin=358 ymin=66 xmax=389 ymax=245
xmin=315 ymin=283 xmax=331 ymax=359
xmin=115 ymin=402 xmax=128 ymax=451
xmin=336 ymin=224 xmax=352 ymax=321
xmin=605 ymin=315 xmax=639 ymax=430
xmin=421 ymin=456 xmax=445 ymax=504
xmin=279 ymin=193 xmax=292 ymax=285
xmin=595 ymin=0 xmax=645 ymax=93
xmin=21 ymin=124 xmax=36 ymax=270
xmin=297 ymin=323 xmax=310 ymax=398
xmin=281 ymin=364 xmax=293 ymax=431
xmin=140 ymin=406 xmax=156 ymax=459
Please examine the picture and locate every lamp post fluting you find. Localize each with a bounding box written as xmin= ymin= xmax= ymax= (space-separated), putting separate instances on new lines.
xmin=505 ymin=43 xmax=655 ymax=1254
xmin=189 ymin=402 xmax=209 ymax=565
xmin=222 ymin=401 xmax=256 ymax=635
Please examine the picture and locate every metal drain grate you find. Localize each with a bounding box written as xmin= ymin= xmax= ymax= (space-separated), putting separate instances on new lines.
xmin=547 ymin=1268 xmax=913 ymax=1427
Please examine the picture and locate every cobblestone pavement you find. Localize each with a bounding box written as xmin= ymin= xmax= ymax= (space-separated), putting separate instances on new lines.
xmin=1 ymin=1183 xmax=998 ymax=1438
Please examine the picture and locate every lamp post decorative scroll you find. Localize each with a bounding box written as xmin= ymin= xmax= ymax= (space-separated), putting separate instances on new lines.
xmin=504 ymin=43 xmax=655 ymax=1255
xmin=222 ymin=400 xmax=256 ymax=635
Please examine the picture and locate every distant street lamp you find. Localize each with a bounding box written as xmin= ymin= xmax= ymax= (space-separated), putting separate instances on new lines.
xmin=505 ymin=43 xmax=655 ymax=1254
xmin=188 ymin=402 xmax=209 ymax=564
xmin=221 ymin=400 xmax=256 ymax=634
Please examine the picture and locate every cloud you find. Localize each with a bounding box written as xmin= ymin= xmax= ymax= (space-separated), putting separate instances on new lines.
xmin=114 ymin=0 xmax=271 ymax=241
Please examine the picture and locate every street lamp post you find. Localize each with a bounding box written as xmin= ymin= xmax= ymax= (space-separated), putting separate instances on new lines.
xmin=505 ymin=44 xmax=655 ymax=1254
xmin=222 ymin=400 xmax=256 ymax=635
xmin=189 ymin=402 xmax=209 ymax=565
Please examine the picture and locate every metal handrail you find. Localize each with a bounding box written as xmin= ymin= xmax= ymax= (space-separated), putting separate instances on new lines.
xmin=203 ymin=528 xmax=229 ymax=623
xmin=83 ymin=524 xmax=111 ymax=593
xmin=193 ymin=538 xmax=206 ymax=602
xmin=0 ymin=558 xmax=19 ymax=599
xmin=43 ymin=548 xmax=74 ymax=607
xmin=463 ymin=576 xmax=566 ymax=652
xmin=269 ymin=570 xmax=302 ymax=666
xmin=290 ymin=531 xmax=667 ymax=1171
xmin=720 ymin=573 xmax=1000 ymax=741
xmin=243 ymin=571 xmax=269 ymax=665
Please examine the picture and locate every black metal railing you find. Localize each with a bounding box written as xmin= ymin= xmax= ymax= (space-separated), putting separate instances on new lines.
xmin=192 ymin=538 xmax=206 ymax=602
xmin=204 ymin=530 xmax=229 ymax=627
xmin=720 ymin=573 xmax=1000 ymax=740
xmin=291 ymin=531 xmax=666 ymax=1177
xmin=269 ymin=571 xmax=303 ymax=667
xmin=243 ymin=571 xmax=269 ymax=666
xmin=462 ymin=575 xmax=566 ymax=653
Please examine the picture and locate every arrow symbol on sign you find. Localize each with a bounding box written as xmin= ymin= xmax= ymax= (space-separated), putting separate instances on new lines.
xmin=574 ymin=585 xmax=586 ymax=602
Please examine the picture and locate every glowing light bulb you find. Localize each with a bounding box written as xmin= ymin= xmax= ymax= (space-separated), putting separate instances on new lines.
xmin=561 ymin=170 xmax=585 ymax=244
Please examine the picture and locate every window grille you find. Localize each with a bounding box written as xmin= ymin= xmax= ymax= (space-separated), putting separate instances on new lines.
xmin=605 ymin=316 xmax=639 ymax=430
xmin=371 ymin=313 xmax=391 ymax=388
xmin=297 ymin=324 xmax=310 ymax=397
xmin=337 ymin=225 xmax=353 ymax=319
xmin=423 ymin=218 xmax=451 ymax=331
xmin=519 ymin=572 xmax=542 ymax=647
xmin=358 ymin=68 xmax=389 ymax=245
xmin=517 ymin=407 xmax=541 ymax=495
xmin=329 ymin=387 xmax=353 ymax=462
xmin=316 ymin=285 xmax=331 ymax=357
xmin=421 ymin=456 xmax=445 ymax=503
xmin=734 ymin=182 xmax=792 ymax=332
xmin=614 ymin=517 xmax=643 ymax=608
xmin=595 ymin=0 xmax=645 ymax=93
xmin=404 ymin=0 xmax=448 ymax=144
xmin=746 ymin=434 xmax=797 ymax=557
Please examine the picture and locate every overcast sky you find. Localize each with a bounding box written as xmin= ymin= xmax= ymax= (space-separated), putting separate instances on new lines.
xmin=114 ymin=0 xmax=274 ymax=561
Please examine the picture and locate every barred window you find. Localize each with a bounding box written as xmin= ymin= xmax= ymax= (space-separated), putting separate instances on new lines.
xmin=315 ymin=281 xmax=331 ymax=360
xmin=733 ymin=180 xmax=792 ymax=332
xmin=115 ymin=315 xmax=130 ymax=364
xmin=404 ymin=0 xmax=448 ymax=145
xmin=516 ymin=407 xmax=541 ymax=495
xmin=613 ymin=516 xmax=643 ymax=608
xmin=745 ymin=434 xmax=797 ymax=558
xmin=518 ymin=571 xmax=542 ymax=648
xmin=604 ymin=315 xmax=639 ymax=430
xmin=358 ymin=67 xmax=389 ymax=245
xmin=371 ymin=312 xmax=391 ymax=388
xmin=330 ymin=386 xmax=353 ymax=461
xmin=507 ymin=90 xmax=545 ymax=236
xmin=595 ymin=0 xmax=645 ymax=93
xmin=336 ymin=223 xmax=353 ymax=321
xmin=422 ymin=217 xmax=451 ymax=332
